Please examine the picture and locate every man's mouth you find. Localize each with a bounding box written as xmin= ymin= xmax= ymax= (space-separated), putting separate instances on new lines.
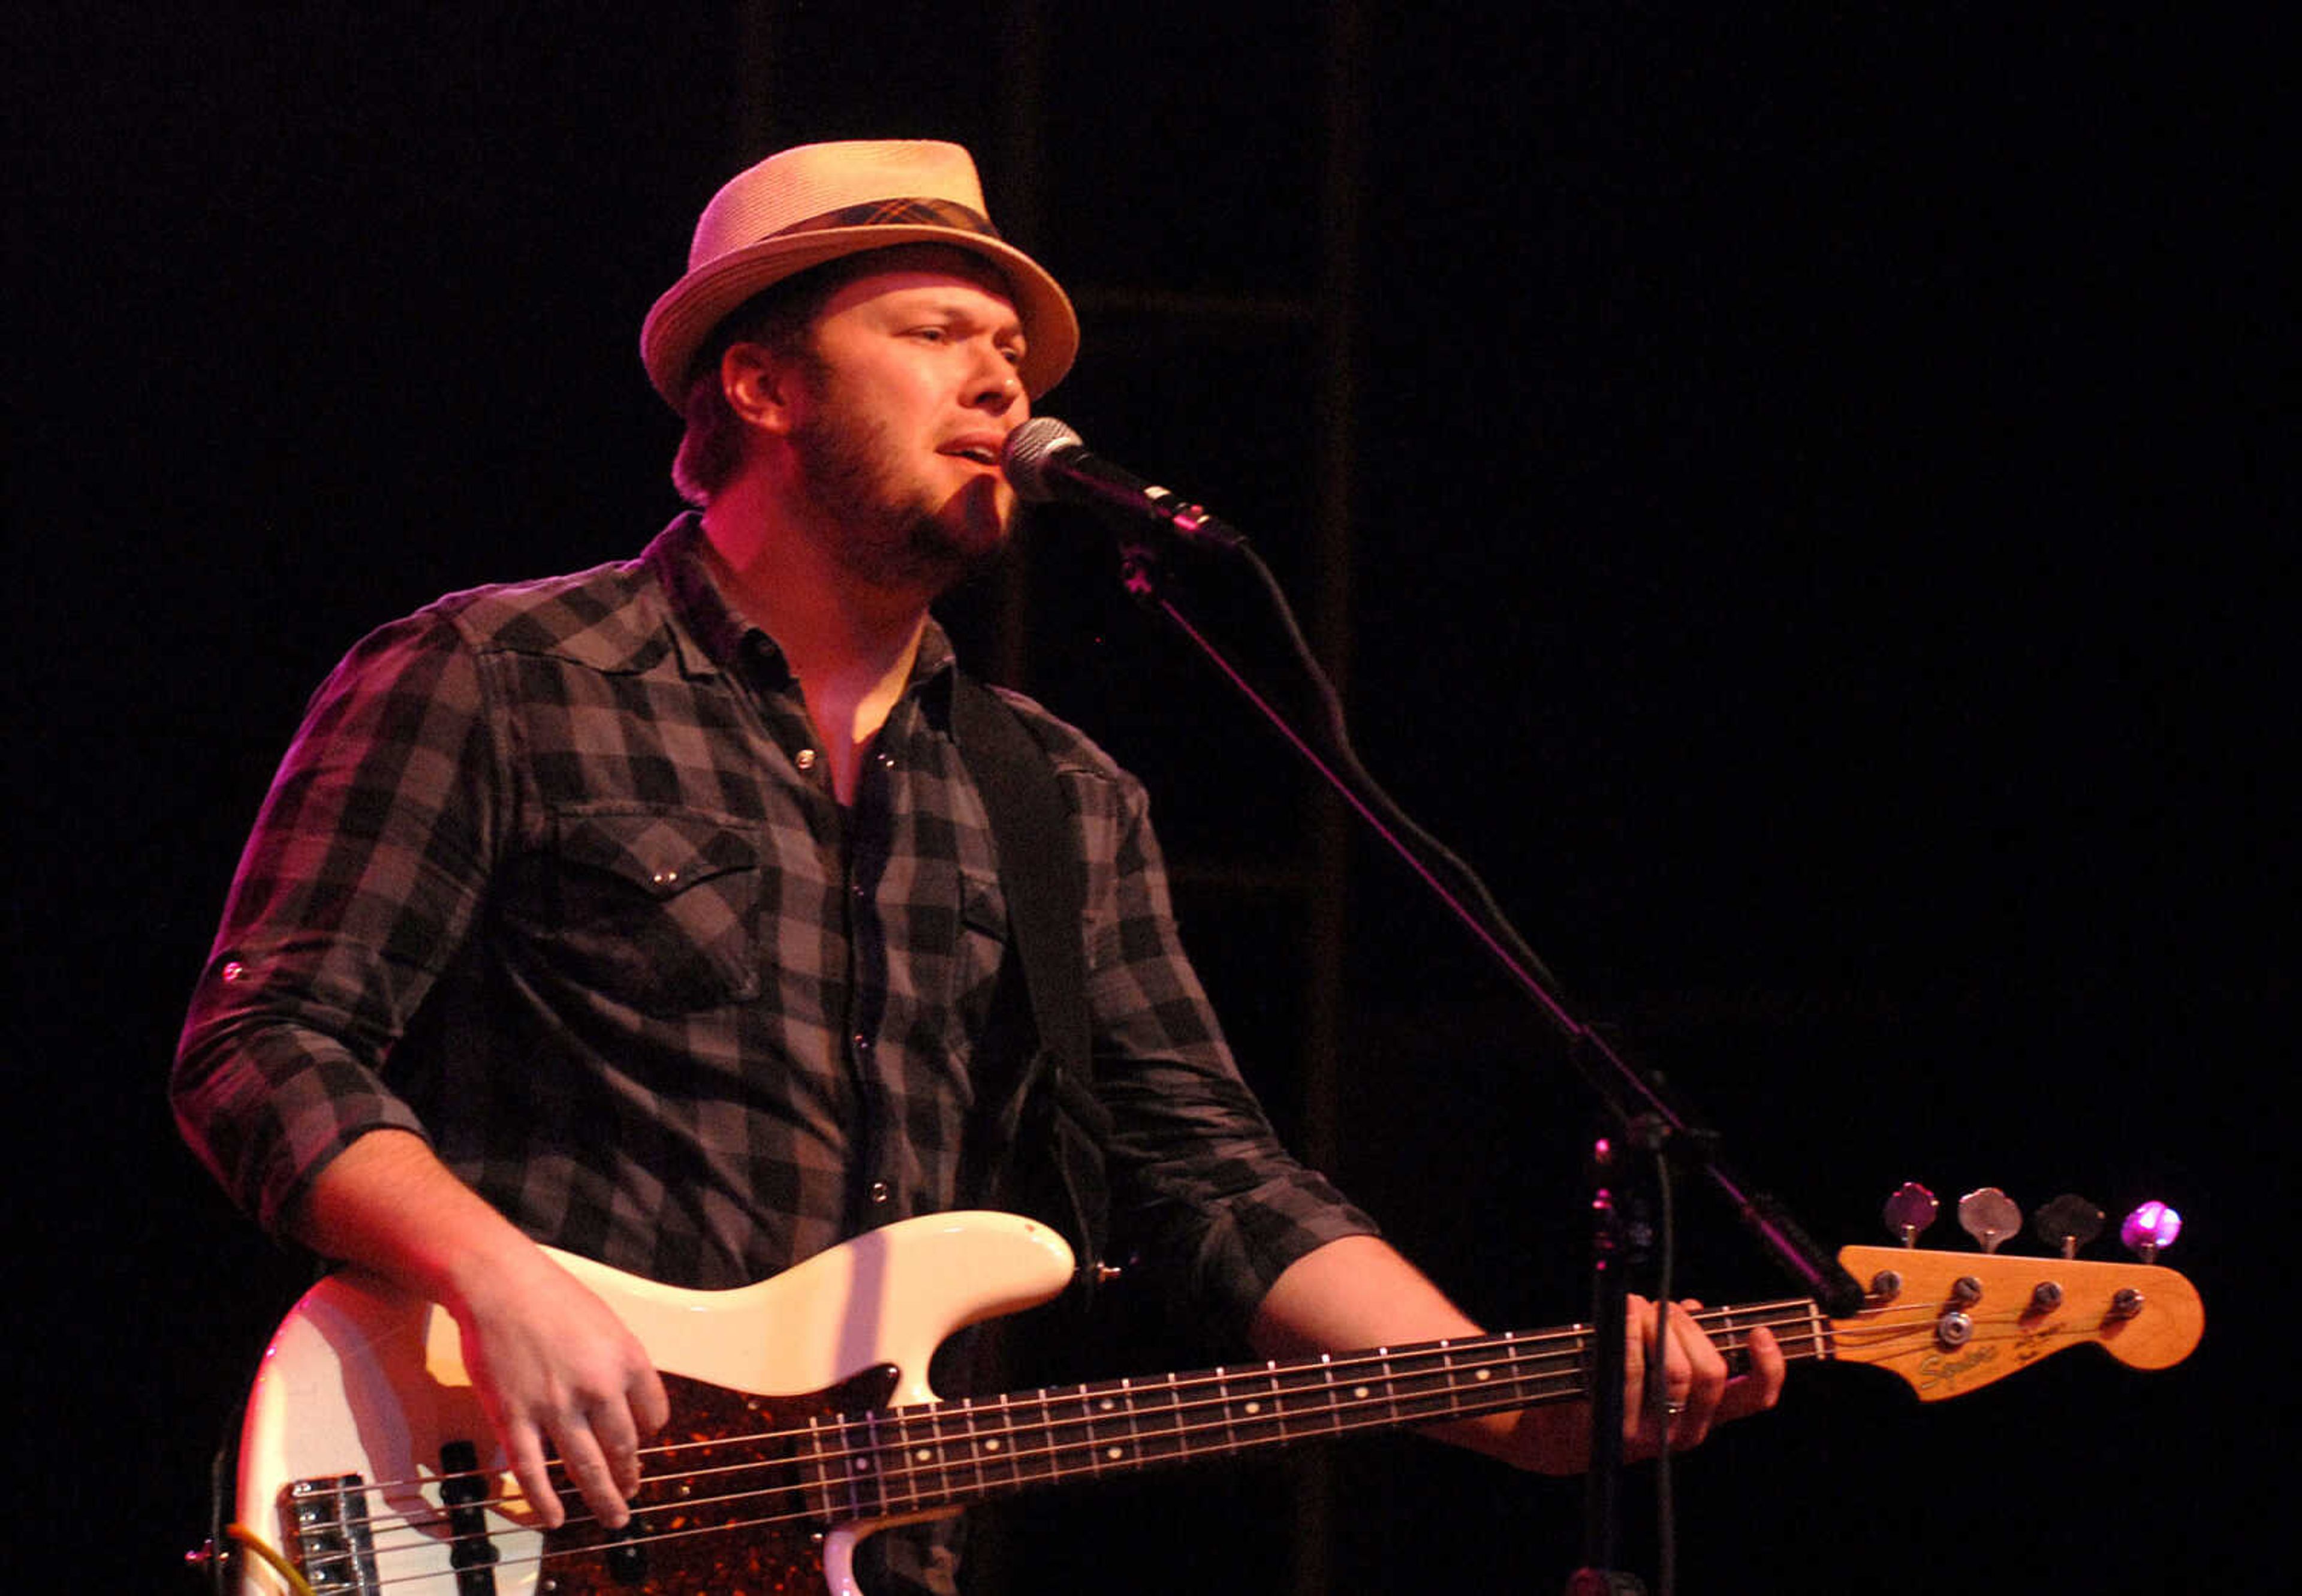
xmin=941 ymin=435 xmax=1005 ymax=468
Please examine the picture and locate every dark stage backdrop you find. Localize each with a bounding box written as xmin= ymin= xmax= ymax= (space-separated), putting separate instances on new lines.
xmin=12 ymin=5 xmax=2282 ymax=1592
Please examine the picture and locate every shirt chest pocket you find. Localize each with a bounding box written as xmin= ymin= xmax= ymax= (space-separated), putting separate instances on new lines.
xmin=541 ymin=806 xmax=765 ymax=1014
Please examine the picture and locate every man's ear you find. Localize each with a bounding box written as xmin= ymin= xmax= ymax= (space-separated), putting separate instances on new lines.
xmin=720 ymin=342 xmax=800 ymax=436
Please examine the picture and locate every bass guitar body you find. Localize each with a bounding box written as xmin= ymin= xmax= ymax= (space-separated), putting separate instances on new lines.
xmin=230 ymin=1211 xmax=1077 ymax=1595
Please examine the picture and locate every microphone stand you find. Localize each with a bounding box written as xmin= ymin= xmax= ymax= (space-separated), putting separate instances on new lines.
xmin=1101 ymin=528 xmax=1864 ymax=1592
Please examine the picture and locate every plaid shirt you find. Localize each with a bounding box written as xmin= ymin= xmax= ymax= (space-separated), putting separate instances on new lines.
xmin=173 ymin=514 xmax=1372 ymax=1338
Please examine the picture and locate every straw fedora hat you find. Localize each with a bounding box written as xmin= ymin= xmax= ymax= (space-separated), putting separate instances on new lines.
xmin=640 ymin=139 xmax=1078 ymax=408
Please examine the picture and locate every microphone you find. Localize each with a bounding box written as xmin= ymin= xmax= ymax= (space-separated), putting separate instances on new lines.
xmin=1002 ymin=417 xmax=1247 ymax=551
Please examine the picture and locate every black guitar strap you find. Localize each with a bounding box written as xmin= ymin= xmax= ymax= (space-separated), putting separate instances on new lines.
xmin=950 ymin=673 xmax=1113 ymax=1294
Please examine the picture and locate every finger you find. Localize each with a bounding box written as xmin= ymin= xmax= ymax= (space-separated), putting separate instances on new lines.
xmin=1662 ymin=1302 xmax=1728 ymax=1447
xmin=1717 ymin=1323 xmax=1787 ymax=1422
xmin=552 ymin=1419 xmax=632 ymax=1530
xmin=1620 ymin=1297 xmax=1692 ymax=1450
xmin=633 ymin=1363 xmax=672 ymax=1436
xmin=1619 ymin=1296 xmax=1655 ymax=1435
xmin=587 ymin=1393 xmax=644 ymax=1500
xmin=1640 ymin=1303 xmax=1698 ymax=1448
xmin=502 ymin=1421 xmax=565 ymax=1531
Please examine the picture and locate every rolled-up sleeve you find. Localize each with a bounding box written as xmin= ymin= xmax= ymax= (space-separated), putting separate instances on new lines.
xmin=171 ymin=609 xmax=499 ymax=1233
xmin=1072 ymin=760 xmax=1379 ymax=1341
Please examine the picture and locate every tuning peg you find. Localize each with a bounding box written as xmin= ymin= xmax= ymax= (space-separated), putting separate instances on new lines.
xmin=2120 ymin=1200 xmax=2183 ymax=1263
xmin=2032 ymin=1193 xmax=2106 ymax=1258
xmin=1882 ymin=1182 xmax=1939 ymax=1248
xmin=1957 ymin=1187 xmax=2023 ymax=1254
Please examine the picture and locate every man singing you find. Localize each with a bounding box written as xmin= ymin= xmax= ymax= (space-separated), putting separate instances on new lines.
xmin=174 ymin=139 xmax=1780 ymax=1593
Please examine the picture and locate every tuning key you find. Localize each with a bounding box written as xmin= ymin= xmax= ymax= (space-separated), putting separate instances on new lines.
xmin=2120 ymin=1200 xmax=2183 ymax=1264
xmin=1957 ymin=1187 xmax=2023 ymax=1254
xmin=1882 ymin=1182 xmax=1939 ymax=1248
xmin=2033 ymin=1193 xmax=2106 ymax=1258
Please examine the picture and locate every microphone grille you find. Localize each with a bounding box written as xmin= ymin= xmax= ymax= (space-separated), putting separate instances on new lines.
xmin=1002 ymin=415 xmax=1083 ymax=502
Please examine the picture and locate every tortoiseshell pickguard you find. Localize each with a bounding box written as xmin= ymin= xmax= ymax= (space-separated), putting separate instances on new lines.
xmin=531 ymin=1366 xmax=902 ymax=1595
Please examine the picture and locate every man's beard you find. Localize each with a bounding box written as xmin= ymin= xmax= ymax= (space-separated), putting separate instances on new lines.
xmin=788 ymin=384 xmax=1013 ymax=595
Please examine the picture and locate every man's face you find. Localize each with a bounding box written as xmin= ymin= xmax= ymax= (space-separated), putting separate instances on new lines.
xmin=779 ymin=252 xmax=1030 ymax=592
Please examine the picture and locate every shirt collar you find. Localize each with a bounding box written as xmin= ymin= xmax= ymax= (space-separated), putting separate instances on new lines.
xmin=644 ymin=511 xmax=962 ymax=713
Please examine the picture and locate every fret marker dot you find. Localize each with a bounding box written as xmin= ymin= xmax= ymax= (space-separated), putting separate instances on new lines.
xmin=916 ymin=1449 xmax=933 ymax=1462
xmin=984 ymin=1440 xmax=1001 ymax=1451
xmin=854 ymin=1459 xmax=872 ymax=1471
xmin=1107 ymin=1446 xmax=1123 ymax=1460
xmin=1475 ymin=1369 xmax=1491 ymax=1381
xmin=1245 ymin=1401 xmax=1262 ymax=1415
xmin=1354 ymin=1386 xmax=1370 ymax=1399
xmin=1099 ymin=1398 xmax=1115 ymax=1411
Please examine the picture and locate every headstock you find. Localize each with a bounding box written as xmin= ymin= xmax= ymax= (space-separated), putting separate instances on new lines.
xmin=1827 ymin=1187 xmax=2203 ymax=1401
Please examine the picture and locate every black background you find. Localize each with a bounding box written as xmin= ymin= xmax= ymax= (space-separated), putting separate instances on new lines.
xmin=11 ymin=4 xmax=2285 ymax=1591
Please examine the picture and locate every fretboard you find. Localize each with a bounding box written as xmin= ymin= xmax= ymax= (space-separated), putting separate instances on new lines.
xmin=804 ymin=1298 xmax=1831 ymax=1520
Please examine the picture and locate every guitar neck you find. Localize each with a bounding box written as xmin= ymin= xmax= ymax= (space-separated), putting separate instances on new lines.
xmin=818 ymin=1299 xmax=1831 ymax=1519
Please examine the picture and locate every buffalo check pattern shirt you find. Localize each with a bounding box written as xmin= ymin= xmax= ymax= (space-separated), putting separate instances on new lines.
xmin=173 ymin=514 xmax=1373 ymax=1336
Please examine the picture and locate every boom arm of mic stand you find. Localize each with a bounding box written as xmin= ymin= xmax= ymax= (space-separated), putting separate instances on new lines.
xmin=1111 ymin=532 xmax=1866 ymax=1320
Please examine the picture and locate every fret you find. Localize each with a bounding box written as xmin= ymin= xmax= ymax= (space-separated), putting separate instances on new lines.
xmin=948 ymin=1391 xmax=985 ymax=1510
xmin=986 ymin=1389 xmax=1025 ymax=1490
xmin=845 ymin=1410 xmax=887 ymax=1519
xmin=1036 ymin=1382 xmax=1093 ymax=1483
xmin=879 ymin=1407 xmax=913 ymax=1514
xmin=1387 ymin=1334 xmax=1510 ymax=1425
xmin=1260 ymin=1363 xmax=1288 ymax=1444
xmin=1372 ymin=1344 xmax=1399 ymax=1433
xmin=1349 ymin=1348 xmax=1396 ymax=1434
xmin=886 ymin=1402 xmax=944 ymax=1514
xmin=1156 ymin=1369 xmax=1191 ymax=1462
xmin=1478 ymin=1330 xmax=1517 ymax=1408
xmin=1438 ymin=1339 xmax=1463 ymax=1420
xmin=948 ymin=1391 xmax=1021 ymax=1503
xmin=810 ymin=1409 xmax=847 ymax=1529
xmin=929 ymin=1398 xmax=954 ymax=1506
xmin=1805 ymin=1299 xmax=1831 ymax=1362
xmin=1433 ymin=1339 xmax=1477 ymax=1414
xmin=802 ymin=1414 xmax=848 ymax=1525
xmin=1095 ymin=1377 xmax=1139 ymax=1474
xmin=1376 ymin=1338 xmax=1456 ymax=1423
xmin=1568 ymin=1326 xmax=1598 ymax=1405
xmin=1119 ymin=1377 xmax=1144 ymax=1468
xmin=962 ymin=1391 xmax=990 ymax=1510
xmin=1132 ymin=1371 xmax=1188 ymax=1466
xmin=1077 ymin=1378 xmax=1127 ymax=1476
xmin=1269 ymin=1354 xmax=1341 ymax=1442
xmin=1224 ymin=1363 xmax=1285 ymax=1448
xmin=1216 ymin=1363 xmax=1240 ymax=1457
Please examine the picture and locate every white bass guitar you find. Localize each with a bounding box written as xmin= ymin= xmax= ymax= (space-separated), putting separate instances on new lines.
xmin=215 ymin=1209 xmax=2202 ymax=1595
